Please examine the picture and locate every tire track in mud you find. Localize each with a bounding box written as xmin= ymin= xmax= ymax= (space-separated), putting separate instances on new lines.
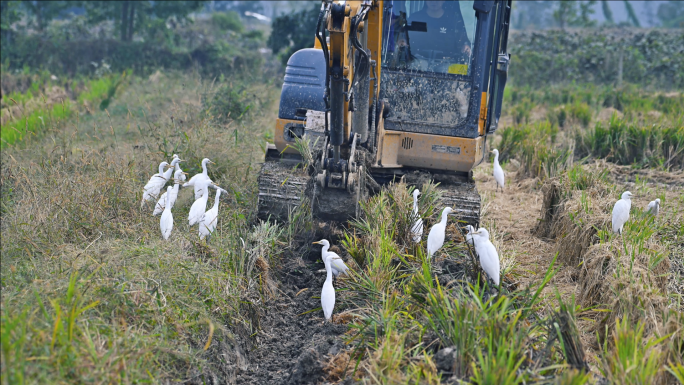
xmin=236 ymin=235 xmax=349 ymax=384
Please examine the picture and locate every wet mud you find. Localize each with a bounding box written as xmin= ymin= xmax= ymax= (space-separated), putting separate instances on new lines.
xmin=235 ymin=226 xmax=351 ymax=385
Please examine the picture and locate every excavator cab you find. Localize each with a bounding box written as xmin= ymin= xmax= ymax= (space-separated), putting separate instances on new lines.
xmin=258 ymin=0 xmax=511 ymax=226
xmin=378 ymin=0 xmax=510 ymax=173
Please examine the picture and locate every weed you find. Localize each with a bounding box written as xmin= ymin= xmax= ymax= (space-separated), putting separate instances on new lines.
xmin=598 ymin=316 xmax=668 ymax=385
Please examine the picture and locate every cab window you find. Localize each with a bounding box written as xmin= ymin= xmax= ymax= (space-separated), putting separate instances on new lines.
xmin=382 ymin=1 xmax=476 ymax=75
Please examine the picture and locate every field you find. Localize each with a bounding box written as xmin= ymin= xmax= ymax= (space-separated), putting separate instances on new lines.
xmin=2 ymin=12 xmax=684 ymax=385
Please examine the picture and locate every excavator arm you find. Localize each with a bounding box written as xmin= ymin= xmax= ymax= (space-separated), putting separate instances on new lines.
xmin=258 ymin=0 xmax=512 ymax=227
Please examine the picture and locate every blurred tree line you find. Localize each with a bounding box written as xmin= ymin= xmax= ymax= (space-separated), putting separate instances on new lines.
xmin=1 ymin=1 xmax=206 ymax=44
xmin=0 ymin=0 xmax=272 ymax=79
xmin=512 ymin=1 xmax=683 ymax=30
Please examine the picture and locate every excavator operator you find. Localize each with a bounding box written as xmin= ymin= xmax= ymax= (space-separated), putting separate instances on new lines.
xmin=390 ymin=1 xmax=472 ymax=70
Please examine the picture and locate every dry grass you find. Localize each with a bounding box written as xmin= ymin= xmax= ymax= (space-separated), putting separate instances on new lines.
xmin=0 ymin=70 xmax=286 ymax=382
xmin=475 ymin=154 xmax=683 ymax=382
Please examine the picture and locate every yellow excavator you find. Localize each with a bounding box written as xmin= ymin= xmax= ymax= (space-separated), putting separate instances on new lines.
xmin=258 ymin=0 xmax=511 ymax=226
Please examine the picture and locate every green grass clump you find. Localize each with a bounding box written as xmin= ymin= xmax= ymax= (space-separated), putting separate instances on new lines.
xmin=564 ymin=163 xmax=609 ymax=192
xmin=1 ymin=74 xmax=125 ymax=148
xmin=497 ymin=121 xmax=570 ymax=180
xmin=505 ymin=83 xmax=684 ymax=120
xmin=598 ymin=317 xmax=668 ymax=385
xmin=575 ymin=115 xmax=684 ymax=169
xmin=1 ymin=99 xmax=73 ymax=147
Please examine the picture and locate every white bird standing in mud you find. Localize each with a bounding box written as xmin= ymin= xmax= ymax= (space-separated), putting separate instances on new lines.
xmin=647 ymin=198 xmax=660 ymax=216
xmin=317 ymin=242 xmax=336 ymax=322
xmin=188 ymin=181 xmax=212 ymax=226
xmin=199 ymin=188 xmax=222 ymax=240
xmin=427 ymin=207 xmax=453 ymax=258
xmin=491 ymin=149 xmax=505 ymax=192
xmin=471 ymin=228 xmax=500 ymax=286
xmin=411 ymin=189 xmax=423 ymax=243
xmin=160 ymin=186 xmax=174 ymax=240
xmin=142 ymin=161 xmax=171 ymax=207
xmin=153 ymin=169 xmax=187 ymax=216
xmin=313 ymin=239 xmax=349 ymax=277
xmin=612 ymin=191 xmax=633 ymax=234
xmin=465 ymin=225 xmax=476 ymax=246
xmin=184 ymin=158 xmax=219 ymax=200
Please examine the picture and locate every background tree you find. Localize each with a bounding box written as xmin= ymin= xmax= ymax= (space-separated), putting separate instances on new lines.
xmin=0 ymin=0 xmax=23 ymax=45
xmin=511 ymin=1 xmax=554 ymax=30
xmin=657 ymin=1 xmax=684 ymax=28
xmin=267 ymin=4 xmax=319 ymax=64
xmin=552 ymin=1 xmax=596 ymax=29
xmin=601 ymin=0 xmax=614 ymax=25
xmin=82 ymin=1 xmax=205 ymax=42
xmin=214 ymin=1 xmax=263 ymax=15
xmin=623 ymin=0 xmax=641 ymax=27
xmin=21 ymin=0 xmax=72 ymax=32
xmin=578 ymin=1 xmax=597 ymax=28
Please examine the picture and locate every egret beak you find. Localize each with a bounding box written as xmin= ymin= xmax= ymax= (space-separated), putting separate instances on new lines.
xmin=208 ymin=160 xmax=216 ymax=164
xmin=182 ymin=172 xmax=189 ymax=175
xmin=312 ymin=241 xmax=321 ymax=245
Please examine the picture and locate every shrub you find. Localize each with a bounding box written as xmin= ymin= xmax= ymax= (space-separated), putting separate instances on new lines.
xmin=206 ymin=82 xmax=252 ymax=121
xmin=509 ymin=29 xmax=684 ymax=89
xmin=212 ymin=11 xmax=244 ymax=33
xmin=243 ymin=30 xmax=264 ymax=40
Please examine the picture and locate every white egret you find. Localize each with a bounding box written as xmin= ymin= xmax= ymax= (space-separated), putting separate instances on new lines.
xmin=315 ymin=241 xmax=336 ymax=322
xmin=471 ymin=228 xmax=500 ymax=286
xmin=647 ymin=198 xmax=660 ymax=216
xmin=184 ymin=158 xmax=217 ymax=200
xmin=188 ymin=181 xmax=212 ymax=226
xmin=153 ymin=169 xmax=187 ymax=216
xmin=465 ymin=225 xmax=475 ymax=246
xmin=199 ymin=188 xmax=222 ymax=240
xmin=142 ymin=161 xmax=171 ymax=207
xmin=491 ymin=149 xmax=504 ymax=192
xmin=427 ymin=207 xmax=453 ymax=258
xmin=172 ymin=154 xmax=187 ymax=182
xmin=313 ymin=239 xmax=349 ymax=277
xmin=160 ymin=186 xmax=174 ymax=240
xmin=612 ymin=191 xmax=633 ymax=234
xmin=411 ymin=189 xmax=423 ymax=243
xmin=163 ymin=157 xmax=182 ymax=182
